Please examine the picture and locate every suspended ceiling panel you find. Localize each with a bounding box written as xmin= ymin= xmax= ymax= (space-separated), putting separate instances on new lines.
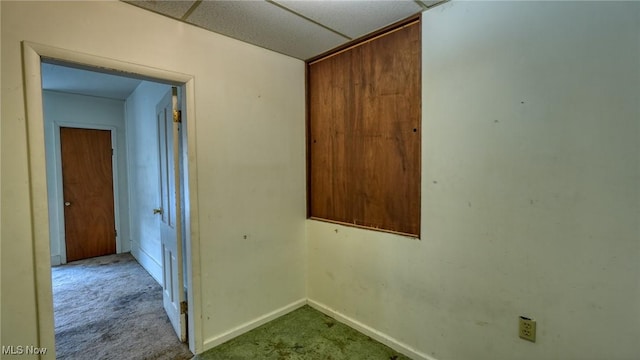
xmin=187 ymin=0 xmax=348 ymax=60
xmin=128 ymin=0 xmax=197 ymax=19
xmin=277 ymin=0 xmax=422 ymax=39
xmin=124 ymin=0 xmax=445 ymax=60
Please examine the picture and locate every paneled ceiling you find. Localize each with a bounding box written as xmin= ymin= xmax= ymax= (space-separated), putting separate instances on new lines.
xmin=124 ymin=0 xmax=444 ymax=60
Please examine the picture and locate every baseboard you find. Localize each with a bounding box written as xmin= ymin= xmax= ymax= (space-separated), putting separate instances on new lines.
xmin=307 ymin=299 xmax=435 ymax=360
xmin=202 ymin=298 xmax=307 ymax=352
xmin=130 ymin=242 xmax=162 ymax=285
xmin=50 ymin=255 xmax=61 ymax=266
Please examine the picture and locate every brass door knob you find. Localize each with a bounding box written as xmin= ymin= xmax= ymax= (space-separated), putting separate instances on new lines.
xmin=153 ymin=208 xmax=163 ymax=215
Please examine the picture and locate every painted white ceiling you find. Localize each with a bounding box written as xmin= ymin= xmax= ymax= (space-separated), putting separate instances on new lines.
xmin=41 ymin=63 xmax=143 ymax=100
xmin=124 ymin=0 xmax=443 ymax=60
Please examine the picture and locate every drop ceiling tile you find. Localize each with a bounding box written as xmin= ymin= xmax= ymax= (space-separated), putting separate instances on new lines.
xmin=185 ymin=0 xmax=348 ymax=59
xmin=274 ymin=0 xmax=423 ymax=39
xmin=125 ymin=0 xmax=197 ymax=19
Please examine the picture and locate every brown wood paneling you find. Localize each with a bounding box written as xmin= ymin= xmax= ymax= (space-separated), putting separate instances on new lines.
xmin=61 ymin=127 xmax=116 ymax=261
xmin=308 ymin=19 xmax=421 ymax=236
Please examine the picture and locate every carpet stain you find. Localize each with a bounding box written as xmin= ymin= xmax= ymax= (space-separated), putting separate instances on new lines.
xmin=195 ymin=305 xmax=411 ymax=360
xmin=52 ymin=253 xmax=192 ymax=360
xmin=324 ymin=320 xmax=335 ymax=328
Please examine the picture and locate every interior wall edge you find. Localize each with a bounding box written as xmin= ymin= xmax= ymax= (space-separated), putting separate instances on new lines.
xmin=202 ymin=298 xmax=307 ymax=352
xmin=130 ymin=241 xmax=162 ymax=285
xmin=50 ymin=255 xmax=61 ymax=267
xmin=307 ymin=299 xmax=435 ymax=360
xmin=22 ymin=40 xmax=57 ymax=359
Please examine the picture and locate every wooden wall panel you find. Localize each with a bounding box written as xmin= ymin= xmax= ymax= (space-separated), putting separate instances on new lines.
xmin=308 ymin=19 xmax=421 ymax=236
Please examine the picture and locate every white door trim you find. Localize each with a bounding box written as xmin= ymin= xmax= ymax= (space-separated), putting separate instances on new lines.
xmin=22 ymin=41 xmax=203 ymax=357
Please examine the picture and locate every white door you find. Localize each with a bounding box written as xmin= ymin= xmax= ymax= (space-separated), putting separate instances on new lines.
xmin=157 ymin=87 xmax=186 ymax=341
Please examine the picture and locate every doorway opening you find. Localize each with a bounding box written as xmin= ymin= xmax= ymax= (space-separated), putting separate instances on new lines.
xmin=23 ymin=42 xmax=202 ymax=356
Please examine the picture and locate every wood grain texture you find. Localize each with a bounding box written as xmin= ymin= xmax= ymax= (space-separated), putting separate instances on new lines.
xmin=61 ymin=127 xmax=116 ymax=262
xmin=308 ymin=20 xmax=421 ymax=236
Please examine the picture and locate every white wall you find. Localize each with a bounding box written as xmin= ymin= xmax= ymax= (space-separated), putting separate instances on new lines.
xmin=5 ymin=1 xmax=637 ymax=360
xmin=308 ymin=2 xmax=640 ymax=360
xmin=43 ymin=91 xmax=130 ymax=265
xmin=125 ymin=81 xmax=171 ymax=284
xmin=1 ymin=1 xmax=306 ymax=357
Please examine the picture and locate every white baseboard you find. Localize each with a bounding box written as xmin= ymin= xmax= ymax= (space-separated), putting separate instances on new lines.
xmin=202 ymin=298 xmax=307 ymax=352
xmin=130 ymin=242 xmax=162 ymax=285
xmin=50 ymin=255 xmax=61 ymax=266
xmin=307 ymin=299 xmax=436 ymax=360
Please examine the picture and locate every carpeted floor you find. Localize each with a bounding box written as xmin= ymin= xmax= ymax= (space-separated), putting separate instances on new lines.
xmin=51 ymin=253 xmax=193 ymax=360
xmin=195 ymin=305 xmax=412 ymax=360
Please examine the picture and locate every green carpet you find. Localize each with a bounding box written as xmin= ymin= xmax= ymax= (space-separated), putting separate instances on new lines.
xmin=195 ymin=305 xmax=411 ymax=360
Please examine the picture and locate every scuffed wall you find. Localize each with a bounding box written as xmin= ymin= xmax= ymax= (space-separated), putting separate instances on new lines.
xmin=1 ymin=1 xmax=306 ymax=357
xmin=308 ymin=2 xmax=640 ymax=359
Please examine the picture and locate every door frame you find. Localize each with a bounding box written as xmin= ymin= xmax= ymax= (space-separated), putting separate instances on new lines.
xmin=53 ymin=123 xmax=120 ymax=265
xmin=22 ymin=41 xmax=203 ymax=357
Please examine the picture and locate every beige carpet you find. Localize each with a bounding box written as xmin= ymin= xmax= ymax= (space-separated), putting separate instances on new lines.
xmin=52 ymin=253 xmax=193 ymax=360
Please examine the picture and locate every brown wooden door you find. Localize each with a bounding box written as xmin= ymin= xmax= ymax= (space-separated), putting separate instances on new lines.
xmin=61 ymin=127 xmax=116 ymax=262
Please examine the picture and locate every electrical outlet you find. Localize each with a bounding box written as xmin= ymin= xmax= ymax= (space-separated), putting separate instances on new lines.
xmin=519 ymin=316 xmax=536 ymax=342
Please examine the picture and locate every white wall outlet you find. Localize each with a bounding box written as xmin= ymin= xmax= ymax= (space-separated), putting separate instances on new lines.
xmin=519 ymin=316 xmax=536 ymax=342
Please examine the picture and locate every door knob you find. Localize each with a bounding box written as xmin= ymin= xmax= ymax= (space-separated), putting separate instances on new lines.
xmin=153 ymin=208 xmax=163 ymax=215
xmin=64 ymin=201 xmax=71 ymax=207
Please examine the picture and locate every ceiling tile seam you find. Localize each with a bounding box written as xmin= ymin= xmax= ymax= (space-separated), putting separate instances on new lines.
xmin=182 ymin=0 xmax=203 ymax=21
xmin=122 ymin=1 xmax=307 ymax=60
xmin=414 ymin=0 xmax=429 ymax=10
xmin=421 ymin=0 xmax=451 ymax=10
xmin=177 ymin=17 xmax=310 ymax=61
xmin=266 ymin=0 xmax=352 ymax=41
xmin=308 ymin=17 xmax=420 ymax=65
xmin=123 ymin=2 xmax=182 ymax=21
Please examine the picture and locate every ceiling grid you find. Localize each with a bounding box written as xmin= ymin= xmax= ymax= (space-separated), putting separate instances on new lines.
xmin=124 ymin=0 xmax=445 ymax=60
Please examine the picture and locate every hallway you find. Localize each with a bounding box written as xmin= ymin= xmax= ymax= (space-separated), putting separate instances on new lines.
xmin=51 ymin=253 xmax=192 ymax=360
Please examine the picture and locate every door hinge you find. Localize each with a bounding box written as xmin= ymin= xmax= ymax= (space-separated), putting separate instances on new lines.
xmin=173 ymin=110 xmax=182 ymax=123
xmin=180 ymin=301 xmax=188 ymax=314
xmin=115 ymin=229 xmax=118 ymax=237
xmin=111 ymin=148 xmax=114 ymax=156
